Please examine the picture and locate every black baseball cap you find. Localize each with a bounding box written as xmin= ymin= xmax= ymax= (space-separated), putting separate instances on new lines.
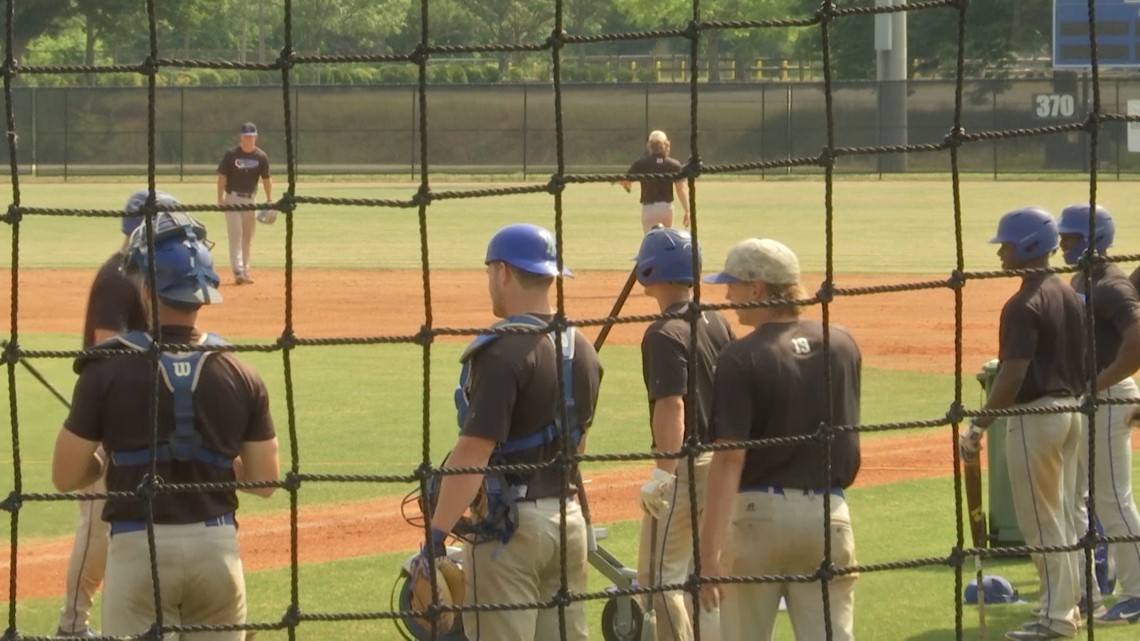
xmin=240 ymin=122 xmax=258 ymax=135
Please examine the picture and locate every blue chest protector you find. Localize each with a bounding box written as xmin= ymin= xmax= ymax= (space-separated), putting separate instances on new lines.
xmin=94 ymin=330 xmax=234 ymax=470
xmin=448 ymin=315 xmax=580 ymax=543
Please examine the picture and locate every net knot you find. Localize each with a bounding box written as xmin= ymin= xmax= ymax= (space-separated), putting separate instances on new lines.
xmin=276 ymin=47 xmax=295 ymax=71
xmin=414 ymin=324 xmax=434 ymax=347
xmin=2 ymin=56 xmax=19 ymax=78
xmin=546 ymin=29 xmax=567 ymax=50
xmin=283 ymin=604 xmax=302 ymax=627
xmin=944 ymin=126 xmax=967 ymax=149
xmin=948 ymin=269 xmax=966 ymax=291
xmin=137 ymin=473 xmax=162 ymax=498
xmin=947 ymin=402 xmax=965 ymax=425
xmin=682 ymin=20 xmax=701 ymax=41
xmin=412 ymin=185 xmax=433 ymax=207
xmin=411 ymin=44 xmax=430 ymax=66
xmin=681 ymin=157 xmax=702 ymax=180
xmin=276 ymin=330 xmax=297 ymax=351
xmin=814 ymin=421 xmax=832 ymax=442
xmin=0 ymin=491 xmax=20 ymax=513
xmin=546 ymin=174 xmax=566 ymax=195
xmin=1 ymin=339 xmax=17 ymax=365
xmin=815 ymin=1 xmax=837 ymax=23
xmin=815 ymin=560 xmax=836 ymax=581
xmin=3 ymin=203 xmax=21 ymax=225
xmin=1076 ymin=250 xmax=1106 ymax=272
xmin=138 ymin=56 xmax=159 ymax=76
xmin=283 ymin=471 xmax=302 ymax=492
xmin=1082 ymin=111 xmax=1099 ymax=133
xmin=1079 ymin=393 xmax=1099 ymax=417
xmin=815 ymin=280 xmax=834 ymax=304
xmin=814 ymin=147 xmax=835 ymax=168
xmin=552 ymin=587 xmax=573 ymax=607
xmin=948 ymin=546 xmax=969 ymax=568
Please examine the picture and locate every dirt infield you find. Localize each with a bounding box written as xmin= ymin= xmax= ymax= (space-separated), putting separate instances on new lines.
xmin=4 ymin=431 xmax=963 ymax=600
xmin=2 ymin=268 xmax=1015 ymax=372
xmin=0 ymin=267 xmax=1040 ymax=600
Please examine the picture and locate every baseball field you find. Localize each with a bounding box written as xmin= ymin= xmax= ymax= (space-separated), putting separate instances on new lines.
xmin=2 ymin=178 xmax=1138 ymax=640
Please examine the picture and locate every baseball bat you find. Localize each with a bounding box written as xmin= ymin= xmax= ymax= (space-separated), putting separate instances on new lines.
xmin=964 ymin=455 xmax=987 ymax=637
xmin=593 ymin=264 xmax=639 ymax=353
xmin=1 ymin=341 xmax=71 ymax=410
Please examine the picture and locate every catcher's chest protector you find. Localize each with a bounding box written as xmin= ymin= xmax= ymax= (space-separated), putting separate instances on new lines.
xmin=449 ymin=315 xmax=579 ymax=543
xmin=94 ymin=330 xmax=235 ymax=470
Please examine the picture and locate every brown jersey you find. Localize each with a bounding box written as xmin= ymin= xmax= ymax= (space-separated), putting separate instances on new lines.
xmin=1071 ymin=264 xmax=1140 ymax=374
xmin=461 ymin=315 xmax=602 ymax=500
xmin=999 ymin=274 xmax=1087 ymax=402
xmin=217 ymin=146 xmax=270 ymax=196
xmin=1130 ymin=265 xmax=1140 ymax=298
xmin=627 ymin=154 xmax=682 ymax=204
xmin=709 ymin=319 xmax=862 ymax=490
xmin=82 ymin=252 xmax=146 ymax=348
xmin=641 ymin=305 xmax=735 ymax=445
xmin=65 ymin=325 xmax=275 ymax=523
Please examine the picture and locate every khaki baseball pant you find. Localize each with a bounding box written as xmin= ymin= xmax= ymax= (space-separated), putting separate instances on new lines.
xmin=1075 ymin=378 xmax=1140 ymax=600
xmin=102 ymin=522 xmax=247 ymax=640
xmin=720 ymin=489 xmax=856 ymax=641
xmin=58 ymin=474 xmax=109 ymax=634
xmin=641 ymin=202 xmax=674 ymax=233
xmin=461 ymin=499 xmax=588 ymax=641
xmin=223 ymin=193 xmax=256 ymax=278
xmin=638 ymin=453 xmax=712 ymax=641
xmin=1005 ymin=397 xmax=1081 ymax=636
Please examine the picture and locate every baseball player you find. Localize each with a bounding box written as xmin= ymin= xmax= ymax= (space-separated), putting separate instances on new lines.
xmin=216 ymin=121 xmax=273 ymax=285
xmin=418 ymin=223 xmax=602 ymax=641
xmin=54 ymin=190 xmax=157 ymax=637
xmin=697 ymin=238 xmax=862 ymax=641
xmin=960 ymin=207 xmax=1086 ymax=641
xmin=634 ymin=226 xmax=734 ymax=641
xmin=1058 ymin=203 xmax=1140 ymax=626
xmin=619 ymin=130 xmax=690 ymax=233
xmin=50 ymin=209 xmax=280 ymax=640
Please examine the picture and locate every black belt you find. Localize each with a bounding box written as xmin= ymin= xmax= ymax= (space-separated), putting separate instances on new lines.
xmin=741 ymin=485 xmax=844 ymax=498
xmin=227 ymin=191 xmax=255 ymax=198
xmin=110 ymin=512 xmax=235 ymax=537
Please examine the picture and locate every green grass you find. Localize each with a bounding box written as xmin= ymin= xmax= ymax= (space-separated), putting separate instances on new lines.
xmin=3 ymin=331 xmax=955 ymax=541
xmin=8 ymin=474 xmax=1140 ymax=640
xmin=3 ymin=179 xmax=1139 ymax=273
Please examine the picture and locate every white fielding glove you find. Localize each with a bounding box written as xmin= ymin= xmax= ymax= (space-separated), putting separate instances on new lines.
xmin=640 ymin=468 xmax=676 ymax=519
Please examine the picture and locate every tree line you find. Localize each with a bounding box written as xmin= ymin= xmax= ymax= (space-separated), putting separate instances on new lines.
xmin=9 ymin=0 xmax=1053 ymax=85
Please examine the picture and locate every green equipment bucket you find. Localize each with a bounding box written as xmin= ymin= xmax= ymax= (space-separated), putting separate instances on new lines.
xmin=976 ymin=359 xmax=1025 ymax=547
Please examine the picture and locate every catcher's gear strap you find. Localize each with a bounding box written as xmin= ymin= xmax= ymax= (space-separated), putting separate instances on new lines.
xmin=97 ymin=330 xmax=234 ymax=470
xmin=455 ymin=314 xmax=581 ymax=453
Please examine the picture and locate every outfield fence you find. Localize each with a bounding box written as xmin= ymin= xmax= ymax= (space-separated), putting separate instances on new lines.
xmin=3 ymin=76 xmax=1140 ymax=180
xmin=4 ymin=0 xmax=1140 ymax=640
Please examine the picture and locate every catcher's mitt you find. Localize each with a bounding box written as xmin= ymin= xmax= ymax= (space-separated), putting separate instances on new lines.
xmin=255 ymin=208 xmax=277 ymax=225
xmin=408 ymin=557 xmax=465 ymax=635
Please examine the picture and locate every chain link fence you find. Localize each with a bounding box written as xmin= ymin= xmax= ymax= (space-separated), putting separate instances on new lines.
xmin=4 ymin=77 xmax=1135 ymax=179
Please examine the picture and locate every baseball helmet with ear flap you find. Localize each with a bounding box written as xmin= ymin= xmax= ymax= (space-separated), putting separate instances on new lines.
xmin=989 ymin=207 xmax=1059 ymax=262
xmin=484 ymin=224 xmax=573 ymax=277
xmin=123 ymin=211 xmax=222 ymax=309
xmin=1057 ymin=203 xmax=1114 ymax=265
xmin=634 ymin=225 xmax=699 ymax=286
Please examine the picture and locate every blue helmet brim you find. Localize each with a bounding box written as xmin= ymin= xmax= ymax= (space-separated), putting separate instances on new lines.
xmin=702 ymin=271 xmax=740 ymax=284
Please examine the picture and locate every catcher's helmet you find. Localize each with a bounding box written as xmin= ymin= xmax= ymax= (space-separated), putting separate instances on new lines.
xmin=635 ymin=225 xmax=699 ymax=286
xmin=122 ymin=189 xmax=178 ymax=236
xmin=989 ymin=207 xmax=1059 ymax=263
xmin=484 ymin=223 xmax=572 ymax=277
xmin=964 ymin=575 xmax=1020 ymax=604
xmin=1057 ymin=203 xmax=1114 ymax=265
xmin=122 ymin=211 xmax=222 ymax=310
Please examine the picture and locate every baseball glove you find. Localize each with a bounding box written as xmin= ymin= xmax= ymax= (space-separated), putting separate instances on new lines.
xmin=409 ymin=557 xmax=465 ymax=632
xmin=255 ymin=208 xmax=277 ymax=225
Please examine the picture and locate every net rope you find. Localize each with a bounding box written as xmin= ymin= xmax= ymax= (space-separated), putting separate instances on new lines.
xmin=2 ymin=0 xmax=1139 ymax=640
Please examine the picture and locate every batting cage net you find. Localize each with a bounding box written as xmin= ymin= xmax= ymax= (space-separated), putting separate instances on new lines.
xmin=3 ymin=1 xmax=1140 ymax=640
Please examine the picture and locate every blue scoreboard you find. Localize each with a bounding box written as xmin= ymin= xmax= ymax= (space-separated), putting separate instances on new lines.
xmin=1054 ymin=0 xmax=1140 ymax=68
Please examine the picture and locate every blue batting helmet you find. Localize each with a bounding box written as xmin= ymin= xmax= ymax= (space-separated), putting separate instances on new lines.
xmin=964 ymin=575 xmax=1020 ymax=605
xmin=989 ymin=207 xmax=1059 ymax=262
xmin=1057 ymin=203 xmax=1114 ymax=265
xmin=484 ymin=224 xmax=572 ymax=277
xmin=122 ymin=189 xmax=178 ymax=236
xmin=635 ymin=225 xmax=699 ymax=286
xmin=122 ymin=211 xmax=222 ymax=309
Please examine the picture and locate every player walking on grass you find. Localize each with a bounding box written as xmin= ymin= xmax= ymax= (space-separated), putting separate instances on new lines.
xmin=960 ymin=207 xmax=1086 ymax=641
xmin=620 ymin=130 xmax=690 ymax=233
xmin=217 ymin=122 xmax=273 ymax=285
xmin=419 ymin=223 xmax=602 ymax=641
xmin=54 ymin=190 xmax=156 ymax=638
xmin=1058 ymin=203 xmax=1140 ymax=626
xmin=51 ymin=211 xmax=279 ymax=640
xmin=634 ymin=226 xmax=734 ymax=641
xmin=698 ymin=238 xmax=861 ymax=641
